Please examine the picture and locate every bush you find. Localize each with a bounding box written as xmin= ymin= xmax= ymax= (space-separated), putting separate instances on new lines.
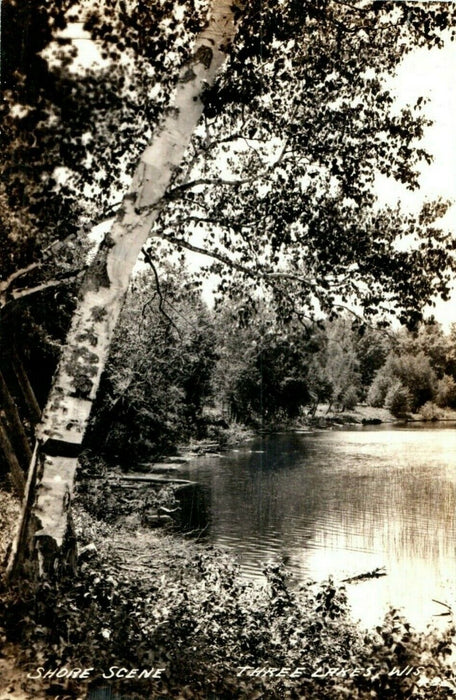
xmin=386 ymin=353 xmax=436 ymax=412
xmin=384 ymin=383 xmax=411 ymax=418
xmin=342 ymin=385 xmax=359 ymax=411
xmin=419 ymin=401 xmax=444 ymax=422
xmin=367 ymin=372 xmax=392 ymax=408
xmin=367 ymin=353 xmax=437 ymax=414
xmin=435 ymin=374 xmax=456 ymax=409
xmin=1 ymin=537 xmax=455 ymax=700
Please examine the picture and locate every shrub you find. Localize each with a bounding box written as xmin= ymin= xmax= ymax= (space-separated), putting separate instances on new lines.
xmin=1 ymin=538 xmax=455 ymax=700
xmin=419 ymin=401 xmax=444 ymax=422
xmin=342 ymin=385 xmax=359 ymax=411
xmin=435 ymin=374 xmax=456 ymax=409
xmin=367 ymin=353 xmax=437 ymax=413
xmin=367 ymin=372 xmax=392 ymax=408
xmin=384 ymin=383 xmax=411 ymax=418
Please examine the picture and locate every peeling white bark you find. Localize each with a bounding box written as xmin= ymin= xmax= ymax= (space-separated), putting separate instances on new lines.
xmin=10 ymin=0 xmax=241 ymax=577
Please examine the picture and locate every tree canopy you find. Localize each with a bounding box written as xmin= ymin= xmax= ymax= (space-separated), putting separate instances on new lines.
xmin=2 ymin=0 xmax=456 ymax=329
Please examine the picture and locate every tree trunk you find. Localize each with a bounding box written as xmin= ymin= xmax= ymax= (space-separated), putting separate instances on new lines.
xmin=11 ymin=352 xmax=41 ymax=424
xmin=8 ymin=0 xmax=240 ymax=579
xmin=0 ymin=416 xmax=25 ymax=498
xmin=0 ymin=369 xmax=33 ymax=469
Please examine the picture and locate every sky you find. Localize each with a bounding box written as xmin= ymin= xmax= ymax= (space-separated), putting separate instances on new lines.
xmin=378 ymin=41 xmax=456 ymax=328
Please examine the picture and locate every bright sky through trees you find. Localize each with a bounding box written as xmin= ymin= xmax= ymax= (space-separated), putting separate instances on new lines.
xmin=379 ymin=41 xmax=456 ymax=327
xmin=64 ymin=19 xmax=456 ymax=327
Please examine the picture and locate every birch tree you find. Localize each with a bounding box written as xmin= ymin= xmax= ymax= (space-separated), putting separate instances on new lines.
xmin=8 ymin=0 xmax=241 ymax=577
xmin=3 ymin=0 xmax=456 ymax=576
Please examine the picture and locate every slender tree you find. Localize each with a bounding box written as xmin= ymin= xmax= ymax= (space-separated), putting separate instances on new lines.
xmin=7 ymin=0 xmax=241 ymax=577
xmin=4 ymin=0 xmax=456 ymax=576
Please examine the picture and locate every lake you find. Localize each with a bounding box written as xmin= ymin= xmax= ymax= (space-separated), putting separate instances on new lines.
xmin=182 ymin=425 xmax=456 ymax=629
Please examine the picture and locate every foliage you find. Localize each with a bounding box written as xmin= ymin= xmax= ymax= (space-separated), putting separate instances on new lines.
xmin=89 ymin=302 xmax=456 ymax=457
xmin=363 ymin=320 xmax=456 ymax=414
xmin=0 ymin=0 xmax=208 ymax=408
xmin=1 ymin=528 xmax=455 ymax=699
xmin=0 ymin=0 xmax=90 ymax=359
xmin=435 ymin=375 xmax=456 ymax=409
xmin=75 ymin=477 xmax=178 ymax=528
xmin=367 ymin=351 xmax=437 ymax=413
xmin=0 ymin=490 xmax=20 ymax=564
xmin=305 ymin=353 xmax=334 ymax=416
xmin=395 ymin=322 xmax=452 ymax=379
xmin=88 ymin=266 xmax=217 ymax=462
xmin=213 ymin=305 xmax=324 ymax=425
xmin=355 ymin=327 xmax=390 ymax=397
xmin=366 ymin=371 xmax=391 ymax=408
xmin=384 ymin=382 xmax=411 ymax=419
xmin=419 ymin=401 xmax=445 ymax=422
xmin=154 ymin=2 xmax=456 ymax=327
xmin=323 ymin=317 xmax=362 ymax=411
xmin=0 ymin=0 xmax=207 ymax=281
xmin=3 ymin=0 xmax=456 ymax=330
xmin=342 ymin=385 xmax=359 ymax=412
xmin=384 ymin=353 xmax=437 ymax=412
xmin=445 ymin=324 xmax=456 ymax=378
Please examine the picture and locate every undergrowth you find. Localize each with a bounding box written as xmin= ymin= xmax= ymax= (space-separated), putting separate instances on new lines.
xmin=1 ymin=473 xmax=455 ymax=699
xmin=1 ymin=531 xmax=455 ymax=699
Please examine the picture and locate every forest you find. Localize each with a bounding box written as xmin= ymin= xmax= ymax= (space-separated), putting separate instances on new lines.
xmin=1 ymin=0 xmax=456 ymax=697
xmin=86 ymin=270 xmax=456 ymax=464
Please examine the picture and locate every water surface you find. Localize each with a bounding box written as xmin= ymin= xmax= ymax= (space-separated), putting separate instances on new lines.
xmin=182 ymin=425 xmax=456 ymax=628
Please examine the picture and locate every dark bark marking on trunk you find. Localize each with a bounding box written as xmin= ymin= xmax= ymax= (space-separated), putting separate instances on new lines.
xmin=63 ymin=346 xmax=99 ymax=398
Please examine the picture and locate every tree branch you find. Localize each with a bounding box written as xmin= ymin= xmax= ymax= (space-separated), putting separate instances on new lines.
xmin=0 ymin=232 xmax=81 ymax=299
xmin=141 ymin=247 xmax=180 ymax=335
xmin=165 ymin=176 xmax=255 ymax=199
xmin=158 ymin=231 xmax=317 ymax=330
xmin=163 ymin=97 xmax=301 ymax=204
xmin=0 ymin=262 xmax=42 ymax=296
xmin=169 ymin=213 xmax=258 ymax=233
xmin=331 ymin=0 xmax=371 ymax=14
xmin=0 ymin=268 xmax=86 ymax=308
xmin=157 ymin=232 xmax=258 ymax=279
xmin=157 ymin=232 xmax=317 ymax=294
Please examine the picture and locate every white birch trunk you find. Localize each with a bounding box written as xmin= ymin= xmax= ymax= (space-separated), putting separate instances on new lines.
xmin=8 ymin=0 xmax=240 ymax=578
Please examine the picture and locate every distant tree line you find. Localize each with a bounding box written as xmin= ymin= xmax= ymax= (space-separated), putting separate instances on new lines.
xmin=84 ymin=267 xmax=456 ymax=465
xmin=366 ymin=321 xmax=456 ymax=418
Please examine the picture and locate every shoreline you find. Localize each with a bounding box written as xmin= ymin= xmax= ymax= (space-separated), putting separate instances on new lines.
xmin=1 ymin=418 xmax=456 ymax=699
xmin=151 ymin=408 xmax=456 ymax=471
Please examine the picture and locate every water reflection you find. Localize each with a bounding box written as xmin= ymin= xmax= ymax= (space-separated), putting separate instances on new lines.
xmin=182 ymin=427 xmax=456 ymax=628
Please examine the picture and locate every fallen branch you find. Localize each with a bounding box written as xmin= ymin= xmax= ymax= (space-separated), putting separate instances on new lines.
xmin=109 ymin=474 xmax=196 ymax=485
xmin=342 ymin=567 xmax=386 ymax=583
xmin=432 ymin=599 xmax=453 ymax=616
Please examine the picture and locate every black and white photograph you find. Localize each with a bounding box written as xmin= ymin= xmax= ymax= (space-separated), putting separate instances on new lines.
xmin=1 ymin=0 xmax=456 ymax=698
